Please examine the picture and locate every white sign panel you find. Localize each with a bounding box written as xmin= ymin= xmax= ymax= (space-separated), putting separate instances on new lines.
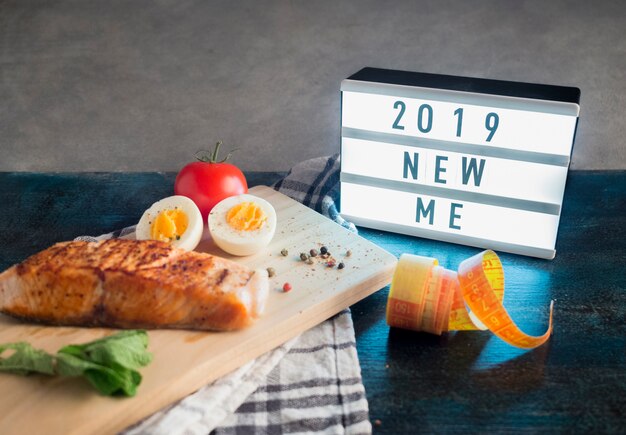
xmin=340 ymin=68 xmax=580 ymax=259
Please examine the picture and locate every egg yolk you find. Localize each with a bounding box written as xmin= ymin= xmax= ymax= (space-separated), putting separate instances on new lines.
xmin=150 ymin=208 xmax=189 ymax=242
xmin=226 ymin=202 xmax=267 ymax=231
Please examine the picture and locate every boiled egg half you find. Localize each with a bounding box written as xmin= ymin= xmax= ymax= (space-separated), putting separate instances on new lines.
xmin=136 ymin=195 xmax=203 ymax=251
xmin=208 ymin=194 xmax=276 ymax=256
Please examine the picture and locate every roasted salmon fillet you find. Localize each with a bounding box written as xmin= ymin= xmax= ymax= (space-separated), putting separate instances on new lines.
xmin=0 ymin=239 xmax=269 ymax=331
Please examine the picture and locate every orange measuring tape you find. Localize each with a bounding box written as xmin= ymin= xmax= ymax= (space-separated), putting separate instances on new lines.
xmin=386 ymin=250 xmax=554 ymax=349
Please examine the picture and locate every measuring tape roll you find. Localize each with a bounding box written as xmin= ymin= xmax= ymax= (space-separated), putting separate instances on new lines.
xmin=386 ymin=254 xmax=437 ymax=332
xmin=386 ymin=250 xmax=554 ymax=349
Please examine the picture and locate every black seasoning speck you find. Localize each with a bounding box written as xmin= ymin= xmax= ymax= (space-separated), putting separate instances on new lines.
xmin=320 ymin=246 xmax=328 ymax=255
xmin=338 ymin=262 xmax=345 ymax=270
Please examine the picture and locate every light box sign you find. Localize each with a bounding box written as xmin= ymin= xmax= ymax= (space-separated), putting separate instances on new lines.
xmin=340 ymin=67 xmax=580 ymax=259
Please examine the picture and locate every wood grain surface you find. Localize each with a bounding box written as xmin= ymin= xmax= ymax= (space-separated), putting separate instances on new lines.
xmin=0 ymin=184 xmax=397 ymax=435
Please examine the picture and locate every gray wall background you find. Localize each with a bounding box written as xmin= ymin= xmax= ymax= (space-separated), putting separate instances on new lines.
xmin=1 ymin=0 xmax=624 ymax=172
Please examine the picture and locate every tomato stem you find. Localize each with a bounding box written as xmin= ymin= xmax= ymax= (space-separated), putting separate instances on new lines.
xmin=211 ymin=141 xmax=222 ymax=162
xmin=195 ymin=141 xmax=238 ymax=164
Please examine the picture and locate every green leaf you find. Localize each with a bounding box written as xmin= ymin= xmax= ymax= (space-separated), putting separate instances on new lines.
xmin=0 ymin=330 xmax=152 ymax=397
xmin=55 ymin=351 xmax=101 ymax=377
xmin=56 ymin=330 xmax=152 ymax=396
xmin=84 ymin=366 xmax=142 ymax=397
xmin=0 ymin=342 xmax=55 ymax=375
xmin=56 ymin=352 xmax=143 ymax=396
xmin=59 ymin=330 xmax=152 ymax=370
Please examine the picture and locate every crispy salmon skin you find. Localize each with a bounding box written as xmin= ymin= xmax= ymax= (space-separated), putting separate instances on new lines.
xmin=0 ymin=239 xmax=269 ymax=331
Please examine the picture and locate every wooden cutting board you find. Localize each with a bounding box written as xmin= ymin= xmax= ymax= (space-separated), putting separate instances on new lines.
xmin=0 ymin=185 xmax=397 ymax=435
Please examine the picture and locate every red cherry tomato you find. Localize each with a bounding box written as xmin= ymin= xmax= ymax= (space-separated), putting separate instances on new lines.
xmin=174 ymin=142 xmax=248 ymax=220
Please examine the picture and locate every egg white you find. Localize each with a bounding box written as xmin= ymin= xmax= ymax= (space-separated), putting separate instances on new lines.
xmin=136 ymin=195 xmax=203 ymax=251
xmin=208 ymin=194 xmax=277 ymax=256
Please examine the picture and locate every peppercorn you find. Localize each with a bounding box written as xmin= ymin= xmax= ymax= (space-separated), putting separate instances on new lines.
xmin=282 ymin=282 xmax=292 ymax=292
xmin=266 ymin=267 xmax=276 ymax=277
xmin=300 ymin=252 xmax=309 ymax=261
xmin=309 ymin=248 xmax=318 ymax=257
xmin=326 ymin=259 xmax=336 ymax=268
xmin=338 ymin=262 xmax=345 ymax=270
xmin=345 ymin=249 xmax=352 ymax=257
xmin=280 ymin=248 xmax=288 ymax=256
xmin=305 ymin=257 xmax=314 ymax=265
xmin=320 ymin=246 xmax=328 ymax=255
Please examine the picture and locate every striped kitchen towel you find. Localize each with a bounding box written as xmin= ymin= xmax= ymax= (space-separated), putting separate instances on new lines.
xmin=273 ymin=153 xmax=357 ymax=234
xmin=80 ymin=154 xmax=372 ymax=434
xmin=211 ymin=310 xmax=369 ymax=435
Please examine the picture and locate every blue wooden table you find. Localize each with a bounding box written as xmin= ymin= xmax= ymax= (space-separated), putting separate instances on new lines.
xmin=0 ymin=171 xmax=624 ymax=433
